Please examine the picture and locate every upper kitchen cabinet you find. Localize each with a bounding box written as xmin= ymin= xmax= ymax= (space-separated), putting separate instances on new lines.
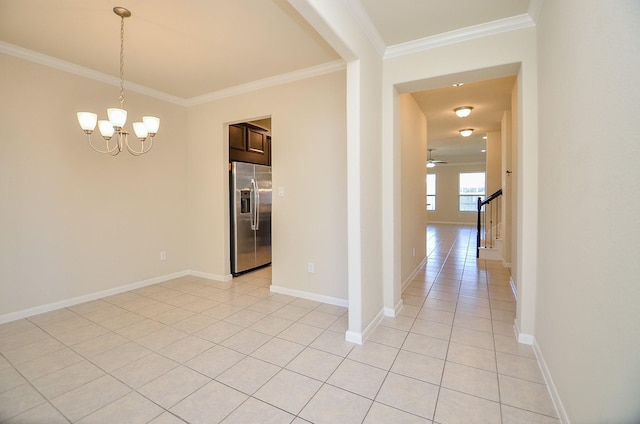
xmin=229 ymin=123 xmax=271 ymax=166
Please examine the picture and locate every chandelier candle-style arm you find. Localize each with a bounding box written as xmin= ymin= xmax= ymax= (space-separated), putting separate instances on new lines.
xmin=125 ymin=127 xmax=154 ymax=156
xmin=76 ymin=7 xmax=160 ymax=156
xmin=76 ymin=112 xmax=118 ymax=154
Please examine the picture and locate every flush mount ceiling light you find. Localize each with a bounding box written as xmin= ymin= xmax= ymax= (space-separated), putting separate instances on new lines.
xmin=452 ymin=82 xmax=464 ymax=87
xmin=453 ymin=106 xmax=473 ymax=118
xmin=459 ymin=128 xmax=474 ymax=137
xmin=77 ymin=7 xmax=160 ymax=156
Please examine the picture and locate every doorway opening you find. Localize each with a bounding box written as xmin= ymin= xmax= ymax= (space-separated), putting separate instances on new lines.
xmin=393 ymin=67 xmax=520 ymax=310
xmin=228 ymin=117 xmax=272 ymax=277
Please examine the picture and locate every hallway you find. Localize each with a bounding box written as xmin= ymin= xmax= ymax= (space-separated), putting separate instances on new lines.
xmin=0 ymin=224 xmax=558 ymax=423
xmin=391 ymin=223 xmax=559 ymax=422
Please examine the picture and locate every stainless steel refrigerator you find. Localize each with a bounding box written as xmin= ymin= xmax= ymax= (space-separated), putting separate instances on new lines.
xmin=230 ymin=162 xmax=272 ymax=275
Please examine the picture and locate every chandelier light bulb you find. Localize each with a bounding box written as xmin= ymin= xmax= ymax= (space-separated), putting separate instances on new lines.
xmin=142 ymin=116 xmax=160 ymax=136
xmin=459 ymin=128 xmax=474 ymax=137
xmin=107 ymin=108 xmax=127 ymax=130
xmin=77 ymin=112 xmax=97 ymax=134
xmin=454 ymin=106 xmax=473 ymax=118
xmin=133 ymin=122 xmax=149 ymax=141
xmin=98 ymin=120 xmax=115 ymax=140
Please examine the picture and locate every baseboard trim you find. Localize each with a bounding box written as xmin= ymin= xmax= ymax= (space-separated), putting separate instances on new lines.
xmin=187 ymin=270 xmax=232 ymax=282
xmin=509 ymin=276 xmax=518 ymax=301
xmin=0 ymin=270 xmax=190 ymax=325
xmin=402 ymin=257 xmax=427 ymax=291
xmin=533 ymin=339 xmax=571 ymax=424
xmin=514 ymin=318 xmax=534 ymax=345
xmin=384 ymin=299 xmax=403 ymax=318
xmin=345 ymin=307 xmax=385 ymax=345
xmin=344 ymin=330 xmax=363 ymax=344
xmin=514 ymin=320 xmax=567 ymax=421
xmin=269 ymin=285 xmax=348 ymax=308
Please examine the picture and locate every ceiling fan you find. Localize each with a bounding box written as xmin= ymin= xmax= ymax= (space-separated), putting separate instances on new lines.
xmin=426 ymin=149 xmax=447 ymax=168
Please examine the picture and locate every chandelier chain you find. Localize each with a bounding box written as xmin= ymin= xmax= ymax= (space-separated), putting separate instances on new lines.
xmin=119 ymin=14 xmax=125 ymax=107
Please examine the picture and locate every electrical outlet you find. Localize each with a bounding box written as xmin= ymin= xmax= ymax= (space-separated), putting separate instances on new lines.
xmin=278 ymin=186 xmax=285 ymax=197
xmin=160 ymin=251 xmax=167 ymax=261
xmin=307 ymin=262 xmax=315 ymax=273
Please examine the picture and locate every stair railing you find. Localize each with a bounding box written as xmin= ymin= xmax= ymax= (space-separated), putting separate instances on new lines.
xmin=476 ymin=188 xmax=503 ymax=258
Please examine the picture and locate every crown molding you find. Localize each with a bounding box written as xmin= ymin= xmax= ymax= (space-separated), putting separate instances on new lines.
xmin=384 ymin=13 xmax=536 ymax=59
xmin=344 ymin=0 xmax=387 ymax=57
xmin=0 ymin=41 xmax=187 ymax=106
xmin=528 ymin=0 xmax=545 ymax=24
xmin=1 ymin=41 xmax=345 ymax=108
xmin=184 ymin=60 xmax=346 ymax=107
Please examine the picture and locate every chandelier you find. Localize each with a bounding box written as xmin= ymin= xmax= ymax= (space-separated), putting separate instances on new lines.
xmin=76 ymin=7 xmax=160 ymax=156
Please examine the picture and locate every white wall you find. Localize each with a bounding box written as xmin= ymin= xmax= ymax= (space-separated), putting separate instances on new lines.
xmin=501 ymin=109 xmax=513 ymax=267
xmin=0 ymin=52 xmax=350 ymax=321
xmin=289 ymin=0 xmax=385 ymax=341
xmin=426 ymin=163 xmax=486 ymax=224
xmin=536 ymin=1 xmax=640 ymax=421
xmin=486 ymin=131 xmax=502 ymax=196
xmin=187 ymin=71 xmax=348 ymax=302
xmin=400 ymin=94 xmax=428 ymax=284
xmin=0 ymin=54 xmax=188 ymax=319
xmin=0 ymin=50 xmax=350 ymax=329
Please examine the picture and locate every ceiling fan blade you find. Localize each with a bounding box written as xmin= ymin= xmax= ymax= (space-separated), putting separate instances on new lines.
xmin=427 ymin=149 xmax=446 ymax=164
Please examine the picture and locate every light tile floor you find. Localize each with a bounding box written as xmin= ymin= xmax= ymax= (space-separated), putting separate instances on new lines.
xmin=0 ymin=224 xmax=559 ymax=423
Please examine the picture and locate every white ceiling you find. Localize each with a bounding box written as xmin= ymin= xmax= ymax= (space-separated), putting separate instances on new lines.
xmin=359 ymin=0 xmax=530 ymax=46
xmin=0 ymin=0 xmax=340 ymax=99
xmin=0 ymin=0 xmax=533 ymax=163
xmin=413 ymin=76 xmax=517 ymax=164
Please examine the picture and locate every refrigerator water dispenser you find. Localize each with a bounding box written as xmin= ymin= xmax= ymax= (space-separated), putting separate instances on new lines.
xmin=240 ymin=190 xmax=251 ymax=213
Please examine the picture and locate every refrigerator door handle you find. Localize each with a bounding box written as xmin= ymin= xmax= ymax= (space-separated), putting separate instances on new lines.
xmin=254 ymin=179 xmax=260 ymax=231
xmin=250 ymin=178 xmax=257 ymax=230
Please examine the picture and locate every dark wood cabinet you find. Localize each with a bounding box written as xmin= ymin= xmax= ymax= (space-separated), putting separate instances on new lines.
xmin=247 ymin=127 xmax=266 ymax=154
xmin=229 ymin=123 xmax=271 ymax=166
xmin=229 ymin=124 xmax=246 ymax=152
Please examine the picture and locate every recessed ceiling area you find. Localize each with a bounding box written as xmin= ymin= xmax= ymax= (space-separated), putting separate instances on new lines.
xmin=0 ymin=0 xmax=340 ymax=99
xmin=411 ymin=76 xmax=517 ymax=165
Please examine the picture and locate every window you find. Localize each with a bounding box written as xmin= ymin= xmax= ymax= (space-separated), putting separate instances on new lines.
xmin=459 ymin=172 xmax=485 ymax=212
xmin=426 ymin=173 xmax=436 ymax=211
